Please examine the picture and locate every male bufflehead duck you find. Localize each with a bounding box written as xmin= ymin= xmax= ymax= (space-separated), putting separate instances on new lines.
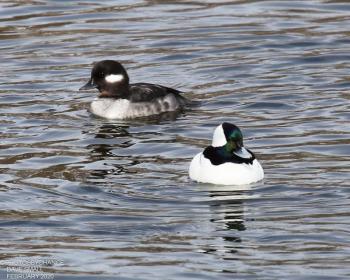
xmin=189 ymin=122 xmax=264 ymax=185
xmin=79 ymin=60 xmax=187 ymax=119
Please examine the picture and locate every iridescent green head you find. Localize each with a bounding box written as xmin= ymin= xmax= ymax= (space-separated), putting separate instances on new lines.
xmin=212 ymin=122 xmax=244 ymax=153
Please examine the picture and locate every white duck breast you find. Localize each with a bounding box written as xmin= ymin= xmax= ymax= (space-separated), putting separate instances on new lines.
xmin=90 ymin=94 xmax=181 ymax=119
xmin=189 ymin=151 xmax=264 ymax=185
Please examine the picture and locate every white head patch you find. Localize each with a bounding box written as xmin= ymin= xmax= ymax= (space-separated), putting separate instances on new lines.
xmin=105 ymin=74 xmax=124 ymax=83
xmin=212 ymin=124 xmax=227 ymax=147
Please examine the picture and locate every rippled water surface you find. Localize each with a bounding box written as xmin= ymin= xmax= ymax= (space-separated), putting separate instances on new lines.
xmin=0 ymin=0 xmax=350 ymax=279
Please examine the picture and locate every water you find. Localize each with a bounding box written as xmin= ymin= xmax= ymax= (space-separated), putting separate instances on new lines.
xmin=0 ymin=0 xmax=350 ymax=279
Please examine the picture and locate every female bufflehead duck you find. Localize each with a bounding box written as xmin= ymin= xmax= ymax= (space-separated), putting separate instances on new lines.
xmin=79 ymin=60 xmax=187 ymax=119
xmin=189 ymin=122 xmax=264 ymax=185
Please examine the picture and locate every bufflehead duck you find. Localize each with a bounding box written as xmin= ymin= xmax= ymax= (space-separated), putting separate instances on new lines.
xmin=189 ymin=122 xmax=264 ymax=185
xmin=79 ymin=60 xmax=187 ymax=119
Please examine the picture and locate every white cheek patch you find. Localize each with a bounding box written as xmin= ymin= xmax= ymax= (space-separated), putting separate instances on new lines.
xmin=105 ymin=74 xmax=124 ymax=83
xmin=212 ymin=124 xmax=227 ymax=147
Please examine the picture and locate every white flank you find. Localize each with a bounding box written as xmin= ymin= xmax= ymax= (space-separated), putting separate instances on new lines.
xmin=189 ymin=152 xmax=264 ymax=186
xmin=212 ymin=124 xmax=226 ymax=147
xmin=90 ymin=94 xmax=181 ymax=119
xmin=105 ymin=74 xmax=124 ymax=83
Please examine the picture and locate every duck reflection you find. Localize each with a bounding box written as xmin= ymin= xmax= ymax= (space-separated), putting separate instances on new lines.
xmin=203 ymin=186 xmax=251 ymax=255
xmin=209 ymin=191 xmax=246 ymax=232
xmin=83 ymin=109 xmax=183 ymax=181
xmin=94 ymin=124 xmax=130 ymax=139
xmin=91 ymin=124 xmax=132 ymax=154
xmin=86 ymin=123 xmax=134 ymax=180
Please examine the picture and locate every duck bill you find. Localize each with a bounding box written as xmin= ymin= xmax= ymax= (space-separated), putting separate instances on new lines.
xmin=79 ymin=79 xmax=97 ymax=91
xmin=234 ymin=147 xmax=251 ymax=159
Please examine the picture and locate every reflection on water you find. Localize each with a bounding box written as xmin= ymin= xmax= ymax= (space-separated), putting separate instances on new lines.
xmin=1 ymin=0 xmax=350 ymax=279
xmin=87 ymin=124 xmax=131 ymax=179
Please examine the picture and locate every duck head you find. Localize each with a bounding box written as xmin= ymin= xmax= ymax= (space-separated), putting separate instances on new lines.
xmin=80 ymin=60 xmax=130 ymax=98
xmin=212 ymin=122 xmax=251 ymax=158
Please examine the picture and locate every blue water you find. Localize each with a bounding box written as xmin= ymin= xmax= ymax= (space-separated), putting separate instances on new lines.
xmin=0 ymin=0 xmax=349 ymax=279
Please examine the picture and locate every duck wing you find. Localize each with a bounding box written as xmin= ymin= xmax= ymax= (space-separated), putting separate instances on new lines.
xmin=129 ymin=83 xmax=187 ymax=105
